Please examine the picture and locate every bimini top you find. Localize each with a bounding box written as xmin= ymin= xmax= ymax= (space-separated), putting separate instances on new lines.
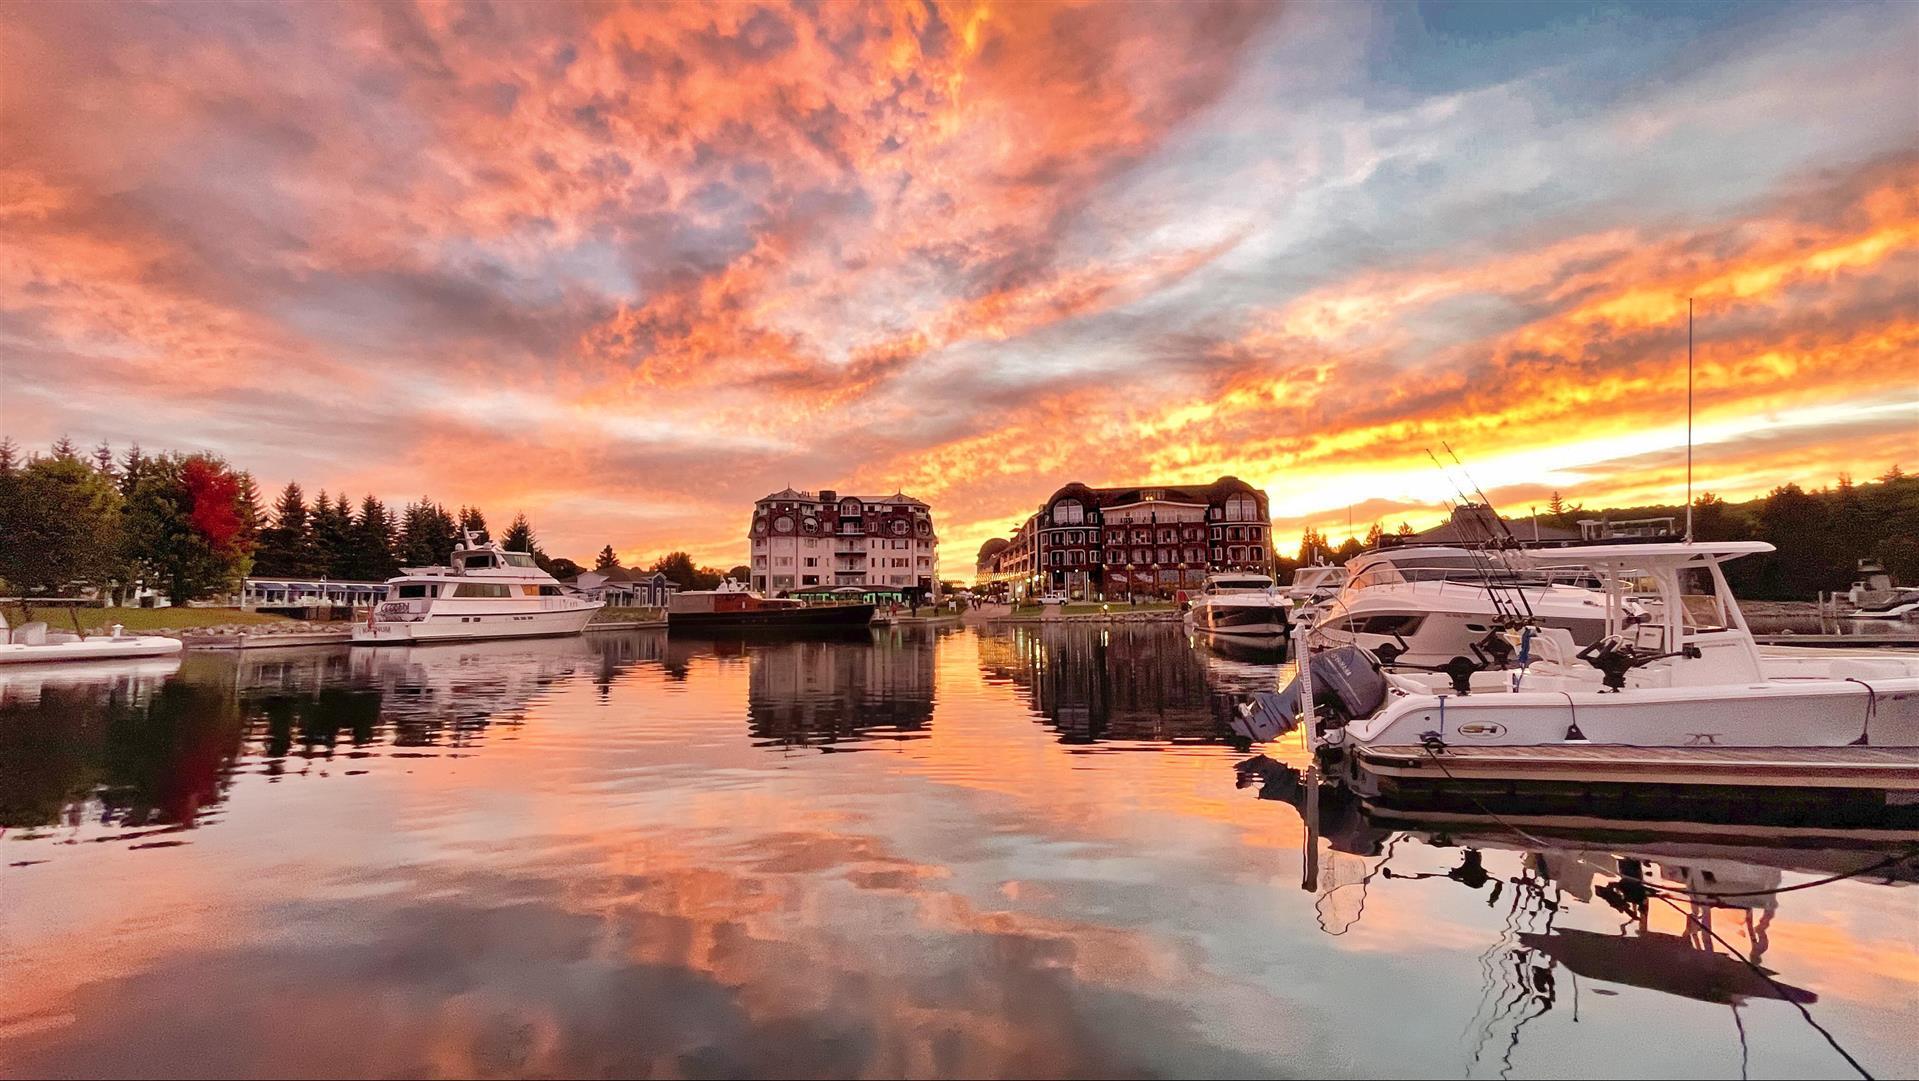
xmin=1517 ymin=540 xmax=1775 ymax=567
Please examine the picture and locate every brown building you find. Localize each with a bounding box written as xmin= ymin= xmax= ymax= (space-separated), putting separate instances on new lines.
xmin=749 ymin=487 xmax=939 ymax=598
xmin=980 ymin=476 xmax=1274 ymax=599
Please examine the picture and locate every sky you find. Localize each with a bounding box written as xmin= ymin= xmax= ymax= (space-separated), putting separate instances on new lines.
xmin=2 ymin=0 xmax=1914 ymax=571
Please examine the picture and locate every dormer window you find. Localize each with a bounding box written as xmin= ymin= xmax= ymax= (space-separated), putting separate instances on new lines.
xmin=1053 ymin=499 xmax=1084 ymax=525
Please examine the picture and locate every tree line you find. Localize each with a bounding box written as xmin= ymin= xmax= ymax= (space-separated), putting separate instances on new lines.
xmin=1 ymin=435 xmax=750 ymax=609
xmin=1287 ymin=467 xmax=1915 ymax=601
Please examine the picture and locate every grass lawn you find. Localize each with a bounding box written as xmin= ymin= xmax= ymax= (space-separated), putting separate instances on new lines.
xmin=2 ymin=605 xmax=297 ymax=633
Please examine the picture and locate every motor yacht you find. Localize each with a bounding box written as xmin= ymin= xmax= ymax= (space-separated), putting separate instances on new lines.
xmin=1183 ymin=572 xmax=1291 ymax=638
xmin=1283 ymin=563 xmax=1347 ymax=606
xmin=353 ymin=534 xmax=602 ymax=644
xmin=1309 ymin=546 xmax=1627 ymax=670
xmin=1237 ymin=542 xmax=1919 ymax=753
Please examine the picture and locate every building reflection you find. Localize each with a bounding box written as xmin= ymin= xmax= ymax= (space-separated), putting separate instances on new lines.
xmin=979 ymin=624 xmax=1249 ymax=743
xmin=0 ymin=632 xmax=671 ymax=836
xmin=741 ymin=630 xmax=936 ymax=749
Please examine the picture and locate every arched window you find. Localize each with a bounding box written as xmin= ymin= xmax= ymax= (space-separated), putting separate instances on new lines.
xmin=1053 ymin=499 xmax=1084 ymax=525
xmin=1225 ymin=495 xmax=1259 ymax=522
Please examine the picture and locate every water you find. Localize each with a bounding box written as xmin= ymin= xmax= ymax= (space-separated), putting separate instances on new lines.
xmin=2 ymin=624 xmax=1913 ymax=1079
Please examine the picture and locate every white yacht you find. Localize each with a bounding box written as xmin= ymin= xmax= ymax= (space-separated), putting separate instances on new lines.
xmin=1238 ymin=542 xmax=1919 ymax=752
xmin=1184 ymin=572 xmax=1291 ymax=638
xmin=1309 ymin=546 xmax=1628 ymax=669
xmin=1283 ymin=563 xmax=1347 ymax=606
xmin=353 ymin=534 xmax=602 ymax=644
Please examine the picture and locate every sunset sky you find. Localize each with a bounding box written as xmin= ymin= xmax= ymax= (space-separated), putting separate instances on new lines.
xmin=2 ymin=0 xmax=1914 ymax=570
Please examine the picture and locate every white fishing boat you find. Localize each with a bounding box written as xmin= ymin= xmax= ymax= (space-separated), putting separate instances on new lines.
xmin=353 ymin=533 xmax=602 ymax=645
xmin=0 ymin=614 xmax=183 ymax=665
xmin=1309 ymin=546 xmax=1629 ymax=669
xmin=1184 ymin=572 xmax=1291 ymax=638
xmin=1237 ymin=542 xmax=1919 ymax=755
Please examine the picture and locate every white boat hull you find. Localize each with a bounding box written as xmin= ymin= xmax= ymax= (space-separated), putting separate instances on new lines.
xmin=352 ymin=603 xmax=600 ymax=644
xmin=0 ymin=635 xmax=184 ymax=665
xmin=1333 ymin=672 xmax=1919 ymax=750
xmin=1185 ymin=598 xmax=1290 ymax=638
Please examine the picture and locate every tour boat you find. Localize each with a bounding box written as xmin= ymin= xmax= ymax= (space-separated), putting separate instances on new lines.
xmin=667 ymin=579 xmax=875 ymax=629
xmin=352 ymin=534 xmax=602 ymax=644
xmin=1183 ymin=572 xmax=1291 ymax=638
xmin=1 ymin=615 xmax=183 ymax=665
xmin=1308 ymin=546 xmax=1630 ymax=670
xmin=1235 ymin=542 xmax=1919 ymax=754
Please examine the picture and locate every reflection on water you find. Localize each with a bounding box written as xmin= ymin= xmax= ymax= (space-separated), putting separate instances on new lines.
xmin=2 ymin=624 xmax=1914 ymax=1079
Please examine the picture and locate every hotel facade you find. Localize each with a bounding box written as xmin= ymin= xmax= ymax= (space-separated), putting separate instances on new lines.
xmin=978 ymin=476 xmax=1275 ymax=600
xmin=749 ymin=488 xmax=940 ymax=599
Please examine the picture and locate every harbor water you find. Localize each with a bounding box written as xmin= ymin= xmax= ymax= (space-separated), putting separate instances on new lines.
xmin=2 ymin=625 xmax=1914 ymax=1078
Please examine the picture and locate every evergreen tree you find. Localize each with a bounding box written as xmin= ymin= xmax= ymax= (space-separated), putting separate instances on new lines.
xmin=344 ymin=495 xmax=398 ymax=581
xmin=396 ymin=499 xmax=440 ymax=567
xmin=312 ymin=490 xmax=355 ymax=578
xmin=1396 ymin=521 xmax=1415 ymax=537
xmin=427 ymin=503 xmax=460 ymax=563
xmin=502 ymin=512 xmax=538 ymax=554
xmin=649 ymin=551 xmax=722 ymax=591
xmin=118 ymin=443 xmax=148 ymax=500
xmin=255 ymin=482 xmax=317 ymax=576
xmin=91 ymin=441 xmax=117 ymax=481
xmin=0 ymin=436 xmax=17 ymax=475
xmin=1363 ymin=522 xmax=1384 ymax=549
xmin=595 ymin=545 xmax=621 ymax=571
xmin=546 ymin=557 xmax=584 ymax=580
xmin=50 ymin=435 xmax=78 ymax=460
xmin=457 ymin=506 xmax=490 ymax=544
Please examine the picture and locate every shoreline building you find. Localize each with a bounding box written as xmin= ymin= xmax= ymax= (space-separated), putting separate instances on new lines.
xmin=749 ymin=488 xmax=940 ymax=599
xmin=979 ymin=477 xmax=1275 ymax=600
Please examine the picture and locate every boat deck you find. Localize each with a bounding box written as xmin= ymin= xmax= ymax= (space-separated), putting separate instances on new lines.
xmin=1356 ymin=743 xmax=1919 ymax=790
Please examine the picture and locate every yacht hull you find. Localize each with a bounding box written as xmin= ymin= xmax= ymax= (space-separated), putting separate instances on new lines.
xmin=1184 ymin=600 xmax=1289 ymax=638
xmin=352 ymin=604 xmax=600 ymax=644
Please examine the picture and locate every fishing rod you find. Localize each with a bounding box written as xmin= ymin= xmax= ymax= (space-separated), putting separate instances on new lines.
xmin=1426 ymin=448 xmax=1525 ymax=626
xmin=1441 ymin=441 xmax=1538 ymax=623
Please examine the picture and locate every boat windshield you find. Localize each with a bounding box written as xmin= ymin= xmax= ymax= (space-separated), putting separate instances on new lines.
xmin=1209 ymin=577 xmax=1274 ymax=593
xmin=504 ymin=553 xmax=538 ymax=568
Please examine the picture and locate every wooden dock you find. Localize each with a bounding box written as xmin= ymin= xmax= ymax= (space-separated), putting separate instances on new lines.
xmin=1357 ymin=744 xmax=1919 ymax=790
xmin=182 ymin=631 xmax=353 ymax=650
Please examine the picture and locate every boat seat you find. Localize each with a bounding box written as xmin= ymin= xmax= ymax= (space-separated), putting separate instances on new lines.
xmin=12 ymin=621 xmax=49 ymax=645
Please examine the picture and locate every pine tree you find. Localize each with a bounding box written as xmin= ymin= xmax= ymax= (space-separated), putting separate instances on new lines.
xmin=50 ymin=435 xmax=78 ymax=460
xmin=255 ymin=482 xmax=316 ymax=576
xmin=396 ymin=499 xmax=439 ymax=567
xmin=344 ymin=495 xmax=398 ymax=580
xmin=0 ymin=436 xmax=17 ymax=475
xmin=502 ymin=513 xmax=537 ymax=554
xmin=595 ymin=545 xmax=620 ymax=571
xmin=91 ymin=441 xmax=117 ymax=480
xmin=457 ymin=506 xmax=490 ymax=544
xmin=1396 ymin=521 xmax=1415 ymax=537
xmin=312 ymin=490 xmax=355 ymax=578
xmin=1364 ymin=522 xmax=1384 ymax=549
xmin=118 ymin=443 xmax=148 ymax=499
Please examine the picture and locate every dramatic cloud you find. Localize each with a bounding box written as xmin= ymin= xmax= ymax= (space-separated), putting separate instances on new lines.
xmin=2 ymin=1 xmax=1913 ymax=566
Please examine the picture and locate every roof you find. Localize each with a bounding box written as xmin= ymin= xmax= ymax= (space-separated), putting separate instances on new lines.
xmin=755 ymin=488 xmax=930 ymax=508
xmin=1042 ymin=475 xmax=1264 ymax=510
xmin=1517 ymin=541 xmax=1776 ymax=566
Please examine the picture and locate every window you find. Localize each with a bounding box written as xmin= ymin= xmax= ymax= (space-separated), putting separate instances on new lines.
xmin=504 ymin=553 xmax=537 ymax=567
xmin=1252 ymin=546 xmax=1264 ymax=561
xmin=538 ymin=585 xmax=563 ymax=596
xmin=397 ymin=584 xmax=431 ymax=598
xmin=804 ymin=557 xmax=817 ymax=567
xmin=1225 ymin=495 xmax=1259 ymax=522
xmin=453 ymin=583 xmax=511 ymax=598
xmin=1053 ymin=500 xmax=1084 ymax=525
xmin=465 ymin=555 xmax=496 ymax=569
xmin=1353 ymin=614 xmax=1426 ymax=637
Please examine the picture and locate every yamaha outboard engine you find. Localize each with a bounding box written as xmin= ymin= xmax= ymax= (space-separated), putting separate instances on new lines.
xmin=1231 ymin=646 xmax=1388 ymax=744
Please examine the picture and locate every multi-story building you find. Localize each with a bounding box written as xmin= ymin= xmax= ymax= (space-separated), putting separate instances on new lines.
xmin=748 ymin=488 xmax=940 ymax=599
xmin=980 ymin=476 xmax=1274 ymax=600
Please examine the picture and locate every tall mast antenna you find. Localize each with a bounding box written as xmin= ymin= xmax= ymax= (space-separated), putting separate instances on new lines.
xmin=1686 ymin=297 xmax=1695 ymax=543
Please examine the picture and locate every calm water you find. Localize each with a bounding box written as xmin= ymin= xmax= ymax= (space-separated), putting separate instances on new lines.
xmin=2 ymin=624 xmax=1914 ymax=1079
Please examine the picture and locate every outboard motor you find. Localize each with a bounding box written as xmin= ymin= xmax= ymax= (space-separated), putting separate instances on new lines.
xmin=1231 ymin=646 xmax=1388 ymax=744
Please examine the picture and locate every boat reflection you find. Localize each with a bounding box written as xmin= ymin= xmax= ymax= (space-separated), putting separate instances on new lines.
xmin=1235 ymin=753 xmax=1912 ymax=1074
xmin=0 ymin=633 xmax=670 ymax=839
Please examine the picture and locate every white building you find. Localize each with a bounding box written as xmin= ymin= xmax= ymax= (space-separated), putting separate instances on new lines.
xmin=748 ymin=488 xmax=940 ymax=599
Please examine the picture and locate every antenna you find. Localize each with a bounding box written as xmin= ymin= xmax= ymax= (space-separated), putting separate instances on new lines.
xmin=1686 ymin=297 xmax=1695 ymax=543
